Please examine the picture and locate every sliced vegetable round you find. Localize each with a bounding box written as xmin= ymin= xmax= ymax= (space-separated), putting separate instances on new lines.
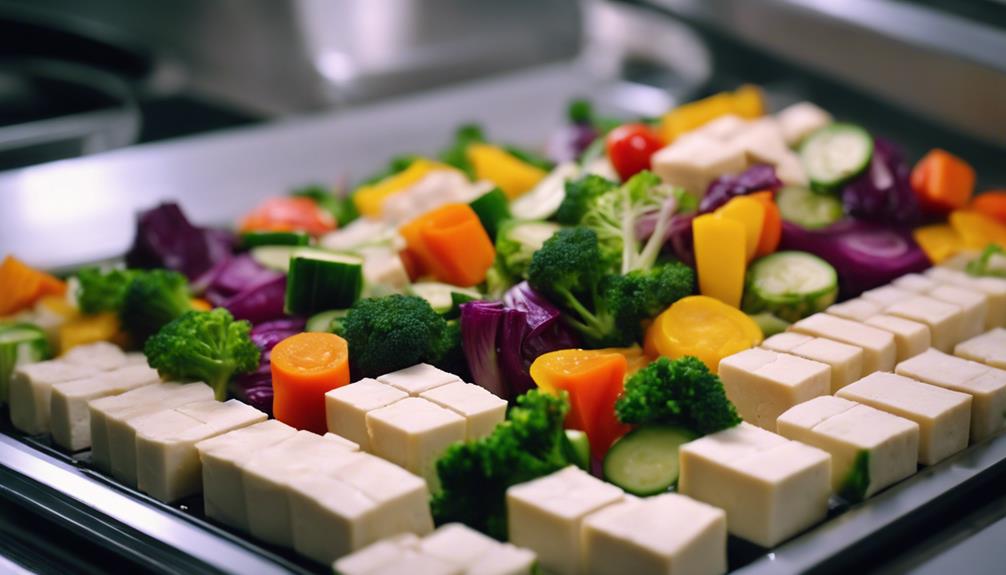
xmin=240 ymin=231 xmax=310 ymax=249
xmin=800 ymin=123 xmax=873 ymax=194
xmin=743 ymin=251 xmax=838 ymax=322
xmin=776 ymin=186 xmax=844 ymax=230
xmin=250 ymin=245 xmax=298 ymax=273
xmin=410 ymin=282 xmax=482 ymax=315
xmin=285 ymin=251 xmax=364 ymax=315
xmin=603 ymin=425 xmax=696 ymax=496
xmin=306 ymin=309 xmax=349 ymax=333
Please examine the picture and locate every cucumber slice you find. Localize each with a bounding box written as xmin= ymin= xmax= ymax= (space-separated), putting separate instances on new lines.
xmin=251 ymin=245 xmax=298 ymax=272
xmin=743 ymin=251 xmax=838 ymax=322
xmin=510 ymin=162 xmax=580 ymax=221
xmin=564 ymin=429 xmax=591 ymax=471
xmin=410 ymin=282 xmax=482 ymax=315
xmin=0 ymin=323 xmax=50 ymax=405
xmin=776 ymin=186 xmax=844 ymax=229
xmin=603 ymin=426 xmax=697 ymax=496
xmin=240 ymin=231 xmax=310 ymax=249
xmin=799 ymin=123 xmax=873 ymax=194
xmin=468 ymin=187 xmax=511 ymax=239
xmin=306 ymin=309 xmax=349 ymax=333
xmin=285 ymin=251 xmax=364 ymax=315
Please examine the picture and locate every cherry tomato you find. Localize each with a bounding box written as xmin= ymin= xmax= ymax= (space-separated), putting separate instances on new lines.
xmin=605 ymin=124 xmax=664 ymax=181
xmin=239 ymin=197 xmax=336 ymax=236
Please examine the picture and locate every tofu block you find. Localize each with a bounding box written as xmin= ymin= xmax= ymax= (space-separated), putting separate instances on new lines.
xmin=719 ymin=348 xmax=831 ymax=429
xmin=96 ymin=382 xmax=214 ymax=484
xmin=892 ymin=273 xmax=939 ymax=293
xmin=333 ymin=534 xmax=421 ymax=575
xmin=864 ymin=315 xmax=931 ymax=362
xmin=790 ymin=313 xmax=896 ymax=373
xmin=9 ymin=361 xmax=100 ymax=435
xmin=777 ymin=396 xmax=919 ymax=498
xmin=763 ymin=333 xmax=864 ymax=393
xmin=926 ymin=267 xmax=1006 ymax=328
xmin=325 ymin=432 xmax=361 ymax=451
xmin=418 ymin=523 xmax=500 ymax=569
xmin=363 ymin=551 xmax=460 ymax=575
xmin=928 ymin=284 xmax=988 ymax=342
xmin=651 ymin=133 xmax=747 ymax=195
xmin=366 ymin=397 xmax=466 ymax=489
xmin=776 ymin=101 xmax=832 ymax=145
xmin=419 ymin=382 xmax=507 ymax=440
xmin=195 ymin=419 xmax=297 ymax=532
xmin=376 ymin=363 xmax=461 ymax=396
xmin=732 ymin=119 xmax=808 ymax=187
xmin=289 ymin=454 xmax=433 ymax=564
xmin=955 ymin=328 xmax=1006 ymax=370
xmin=896 ymin=349 xmax=1006 ymax=443
xmin=61 ymin=341 xmax=128 ymax=371
xmin=124 ymin=352 xmax=150 ymax=366
xmin=861 ymin=285 xmax=915 ymax=308
xmin=581 ymin=493 xmax=727 ymax=575
xmin=695 ymin=114 xmax=749 ymax=141
xmin=133 ymin=399 xmax=266 ymax=502
xmin=836 ymin=372 xmax=971 ymax=465
xmin=886 ymin=295 xmax=966 ymax=352
xmin=826 ymin=298 xmax=883 ymax=323
xmin=679 ymin=423 xmax=831 ymax=547
xmin=507 ymin=466 xmax=625 ymax=575
xmin=50 ymin=364 xmax=160 ymax=451
xmin=466 ymin=544 xmax=537 ymax=575
xmin=326 ymin=378 xmax=408 ymax=451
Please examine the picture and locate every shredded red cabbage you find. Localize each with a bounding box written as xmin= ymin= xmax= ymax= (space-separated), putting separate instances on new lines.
xmin=699 ymin=164 xmax=782 ymax=213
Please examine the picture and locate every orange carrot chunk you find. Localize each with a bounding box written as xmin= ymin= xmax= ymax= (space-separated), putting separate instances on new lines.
xmin=911 ymin=149 xmax=975 ymax=214
xmin=400 ymin=203 xmax=495 ymax=287
xmin=271 ymin=332 xmax=350 ymax=433
xmin=0 ymin=255 xmax=67 ymax=316
xmin=973 ymin=191 xmax=1006 ymax=225
xmin=750 ymin=191 xmax=782 ymax=258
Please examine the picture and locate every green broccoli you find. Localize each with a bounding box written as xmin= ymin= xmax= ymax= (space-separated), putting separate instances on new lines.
xmin=966 ymin=244 xmax=1006 ymax=278
xmin=76 ymin=268 xmax=139 ymax=314
xmin=432 ymin=390 xmax=572 ymax=540
xmin=494 ymin=220 xmax=561 ymax=282
xmin=605 ymin=262 xmax=695 ymax=341
xmin=341 ymin=294 xmax=456 ymax=378
xmin=839 ymin=450 xmax=871 ymax=503
xmin=144 ymin=309 xmax=260 ymax=401
xmin=554 ymin=174 xmax=617 ymax=226
xmin=120 ymin=270 xmax=193 ymax=345
xmin=616 ymin=356 xmax=741 ymax=435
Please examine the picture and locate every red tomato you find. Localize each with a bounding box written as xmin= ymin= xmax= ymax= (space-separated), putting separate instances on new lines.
xmin=239 ymin=197 xmax=335 ymax=236
xmin=606 ymin=124 xmax=664 ymax=181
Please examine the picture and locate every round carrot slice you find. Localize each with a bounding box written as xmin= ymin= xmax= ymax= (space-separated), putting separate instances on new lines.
xmin=271 ymin=332 xmax=350 ymax=433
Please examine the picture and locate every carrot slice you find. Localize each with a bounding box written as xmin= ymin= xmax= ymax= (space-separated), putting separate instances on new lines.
xmin=239 ymin=197 xmax=336 ymax=236
xmin=750 ymin=191 xmax=782 ymax=257
xmin=911 ymin=149 xmax=975 ymax=213
xmin=271 ymin=332 xmax=350 ymax=433
xmin=973 ymin=192 xmax=1006 ymax=225
xmin=0 ymin=255 xmax=67 ymax=316
xmin=400 ymin=203 xmax=495 ymax=287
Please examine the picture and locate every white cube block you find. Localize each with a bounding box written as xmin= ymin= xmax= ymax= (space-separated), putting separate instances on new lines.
xmin=651 ymin=134 xmax=747 ymax=195
xmin=9 ymin=361 xmax=99 ymax=435
xmin=886 ymin=296 xmax=966 ymax=352
xmin=719 ymin=348 xmax=831 ymax=429
xmin=326 ymin=378 xmax=408 ymax=451
xmin=466 ymin=544 xmax=537 ymax=575
xmin=581 ymin=493 xmax=727 ymax=575
xmin=864 ymin=315 xmax=931 ymax=362
xmin=861 ymin=285 xmax=915 ymax=308
xmin=776 ymin=102 xmax=832 ymax=145
xmin=420 ymin=382 xmax=507 ymax=440
xmin=377 ymin=363 xmax=462 ymax=396
xmin=417 ymin=523 xmax=499 ymax=569
xmin=763 ymin=333 xmax=864 ymax=393
xmin=61 ymin=341 xmax=128 ymax=371
xmin=332 ymin=533 xmax=420 ymax=575
xmin=928 ymin=284 xmax=989 ymax=342
xmin=790 ymin=313 xmax=896 ymax=373
xmin=955 ymin=328 xmax=1006 ymax=370
xmin=926 ymin=267 xmax=1006 ymax=328
xmin=366 ymin=397 xmax=466 ymax=490
xmin=507 ymin=466 xmax=624 ymax=575
xmin=358 ymin=551 xmax=460 ymax=575
xmin=827 ymin=298 xmax=883 ymax=322
xmin=694 ymin=115 xmax=749 ymax=141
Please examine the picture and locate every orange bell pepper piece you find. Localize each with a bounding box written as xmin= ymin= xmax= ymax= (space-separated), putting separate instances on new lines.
xmin=399 ymin=204 xmax=495 ymax=287
xmin=911 ymin=149 xmax=975 ymax=214
xmin=271 ymin=332 xmax=350 ymax=433
xmin=750 ymin=191 xmax=782 ymax=257
xmin=0 ymin=255 xmax=67 ymax=316
xmin=973 ymin=192 xmax=1006 ymax=225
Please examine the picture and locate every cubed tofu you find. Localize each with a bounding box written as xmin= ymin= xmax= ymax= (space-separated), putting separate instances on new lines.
xmin=417 ymin=523 xmax=499 ymax=569
xmin=95 ymin=382 xmax=214 ymax=484
xmin=892 ymin=273 xmax=939 ymax=293
xmin=467 ymin=544 xmax=537 ymax=575
xmin=863 ymin=315 xmax=931 ymax=362
xmin=581 ymin=493 xmax=727 ymax=575
xmin=61 ymin=341 xmax=128 ymax=371
xmin=827 ymin=298 xmax=883 ymax=323
xmin=361 ymin=249 xmax=411 ymax=290
xmin=419 ymin=382 xmax=507 ymax=440
xmin=885 ymin=295 xmax=966 ymax=352
xmin=861 ymin=286 xmax=915 ymax=308
xmin=928 ymin=285 xmax=989 ymax=342
xmin=836 ymin=372 xmax=971 ymax=465
xmin=377 ymin=363 xmax=462 ymax=396
xmin=777 ymin=396 xmax=919 ymax=498
xmin=763 ymin=334 xmax=864 ymax=393
xmin=289 ymin=454 xmax=433 ymax=564
xmin=694 ymin=114 xmax=749 ymax=141
xmin=507 ymin=466 xmax=625 ymax=575
xmin=124 ymin=352 xmax=150 ymax=366
xmin=133 ymin=399 xmax=266 ymax=502
xmin=678 ymin=423 xmax=831 ymax=547
xmin=926 ymin=267 xmax=1006 ymax=328
xmin=955 ymin=328 xmax=1006 ymax=370
xmin=9 ymin=361 xmax=100 ymax=435
xmin=650 ymin=134 xmax=747 ymax=195
xmin=896 ymin=349 xmax=1006 ymax=443
xmin=50 ymin=364 xmax=160 ymax=451
xmin=195 ymin=419 xmax=297 ymax=532
xmin=325 ymin=432 xmax=361 ymax=451
xmin=326 ymin=378 xmax=408 ymax=451
xmin=366 ymin=397 xmax=466 ymax=490
xmin=364 ymin=551 xmax=461 ymax=575
xmin=776 ymin=102 xmax=832 ymax=146
xmin=332 ymin=534 xmax=421 ymax=575
xmin=719 ymin=348 xmax=831 ymax=429
xmin=731 ymin=119 xmax=808 ymax=187
xmin=243 ymin=430 xmax=364 ymax=547
xmin=790 ymin=313 xmax=897 ymax=373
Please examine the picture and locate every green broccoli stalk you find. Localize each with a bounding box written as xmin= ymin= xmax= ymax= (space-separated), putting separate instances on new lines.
xmin=494 ymin=220 xmax=561 ymax=283
xmin=341 ymin=294 xmax=456 ymax=378
xmin=605 ymin=262 xmax=695 ymax=341
xmin=144 ymin=309 xmax=260 ymax=401
xmin=966 ymin=244 xmax=1006 ymax=278
xmin=616 ymin=356 xmax=741 ymax=435
xmin=554 ymin=174 xmax=618 ymax=226
xmin=120 ymin=270 xmax=193 ymax=345
xmin=76 ymin=268 xmax=139 ymax=314
xmin=432 ymin=390 xmax=572 ymax=540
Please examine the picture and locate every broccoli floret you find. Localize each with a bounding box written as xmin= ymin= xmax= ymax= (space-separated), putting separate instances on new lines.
xmin=616 ymin=356 xmax=741 ymax=435
xmin=966 ymin=244 xmax=1006 ymax=278
xmin=432 ymin=390 xmax=571 ymax=540
xmin=145 ymin=308 xmax=260 ymax=401
xmin=342 ymin=294 xmax=456 ymax=378
xmin=605 ymin=262 xmax=695 ymax=341
xmin=554 ymin=174 xmax=617 ymax=226
xmin=495 ymin=220 xmax=561 ymax=282
xmin=120 ymin=270 xmax=193 ymax=345
xmin=839 ymin=450 xmax=871 ymax=503
xmin=76 ymin=268 xmax=139 ymax=314
xmin=527 ymin=227 xmax=623 ymax=347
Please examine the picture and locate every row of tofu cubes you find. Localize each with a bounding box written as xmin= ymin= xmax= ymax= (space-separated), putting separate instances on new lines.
xmin=324 ymin=363 xmax=507 ymax=489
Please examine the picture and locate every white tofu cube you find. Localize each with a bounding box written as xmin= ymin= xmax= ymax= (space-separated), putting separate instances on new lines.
xmin=836 ymin=372 xmax=971 ymax=465
xmin=928 ymin=285 xmax=988 ymax=342
xmin=50 ymin=364 xmax=160 ymax=451
xmin=9 ymin=361 xmax=99 ymax=435
xmin=776 ymin=102 xmax=833 ymax=145
xmin=326 ymin=378 xmax=408 ymax=451
xmin=195 ymin=419 xmax=297 ymax=532
xmin=863 ymin=315 xmax=931 ymax=362
xmin=651 ymin=134 xmax=747 ymax=195
xmin=694 ymin=114 xmax=749 ymax=141
xmin=732 ymin=119 xmax=809 ymax=187
xmin=417 ymin=523 xmax=499 ymax=569
xmin=420 ymin=382 xmax=507 ymax=440
xmin=324 ymin=432 xmax=361 ymax=451
xmin=133 ymin=399 xmax=266 ymax=502
xmin=886 ymin=295 xmax=966 ymax=352
xmin=955 ymin=328 xmax=1006 ymax=370
xmin=892 ymin=273 xmax=939 ymax=293
xmin=366 ymin=397 xmax=466 ymax=490
xmin=926 ymin=267 xmax=1006 ymax=328
xmin=61 ymin=341 xmax=128 ymax=371
xmin=861 ymin=285 xmax=915 ymax=308
xmin=124 ymin=352 xmax=150 ymax=366
xmin=507 ymin=466 xmax=624 ymax=575
xmin=763 ymin=334 xmax=864 ymax=393
xmin=719 ymin=348 xmax=831 ymax=429
xmin=777 ymin=396 xmax=919 ymax=498
xmin=790 ymin=313 xmax=897 ymax=373
xmin=827 ymin=298 xmax=883 ymax=322
xmin=362 ymin=551 xmax=460 ymax=575
xmin=581 ymin=493 xmax=727 ymax=575
xmin=467 ymin=544 xmax=537 ymax=575
xmin=377 ymin=363 xmax=462 ymax=396
xmin=332 ymin=534 xmax=420 ymax=575
xmin=679 ymin=423 xmax=831 ymax=547
xmin=896 ymin=349 xmax=1006 ymax=443
xmin=361 ymin=248 xmax=411 ymax=291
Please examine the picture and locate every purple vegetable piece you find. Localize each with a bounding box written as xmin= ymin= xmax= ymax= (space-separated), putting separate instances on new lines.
xmin=250 ymin=317 xmax=305 ymax=350
xmin=223 ymin=275 xmax=288 ymax=325
xmin=499 ymin=309 xmax=533 ymax=396
xmin=666 ymin=214 xmax=696 ymax=267
xmin=699 ymin=164 xmax=782 ymax=213
xmin=503 ymin=282 xmax=563 ymax=340
xmin=460 ymin=301 xmax=507 ymax=399
xmin=233 ymin=317 xmax=306 ymax=415
xmin=547 ymin=124 xmax=598 ymax=163
xmin=211 ymin=255 xmax=281 ymax=298
xmin=842 ymin=138 xmax=921 ymax=226
xmin=125 ymin=202 xmax=235 ymax=280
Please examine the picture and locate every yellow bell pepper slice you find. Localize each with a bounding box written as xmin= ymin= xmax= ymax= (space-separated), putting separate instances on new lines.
xmin=693 ymin=213 xmax=747 ymax=308
xmin=659 ymin=85 xmax=765 ymax=143
xmin=466 ymin=144 xmax=547 ymax=200
xmin=732 ymin=84 xmax=765 ymax=119
xmin=913 ymin=224 xmax=963 ymax=264
xmin=716 ymin=196 xmax=766 ymax=262
xmin=352 ymin=159 xmax=454 ymax=218
xmin=59 ymin=312 xmax=122 ymax=354
xmin=949 ymin=210 xmax=1006 ymax=250
xmin=644 ymin=295 xmax=762 ymax=372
